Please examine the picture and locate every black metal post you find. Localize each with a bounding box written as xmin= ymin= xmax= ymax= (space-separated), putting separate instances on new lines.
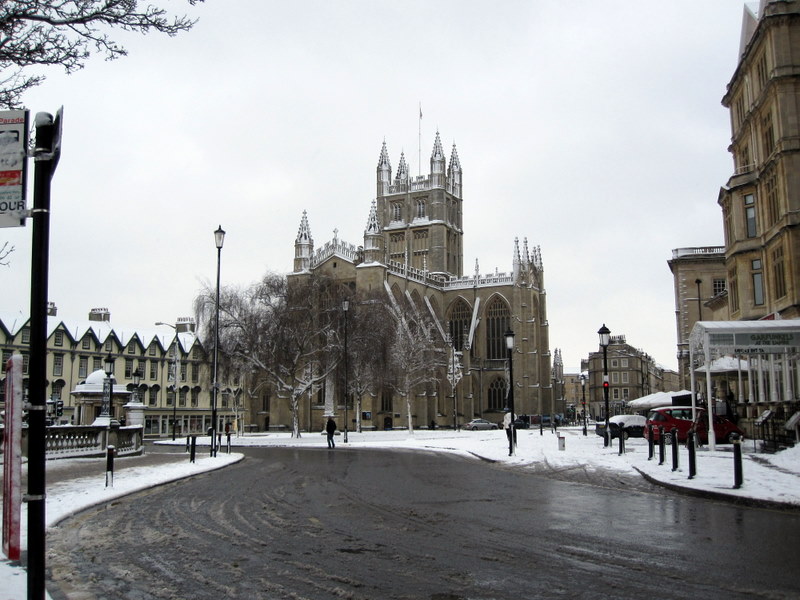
xmin=647 ymin=424 xmax=654 ymax=460
xmin=27 ymin=112 xmax=58 ymax=600
xmin=105 ymin=445 xmax=115 ymax=488
xmin=688 ymin=431 xmax=697 ymax=479
xmin=211 ymin=226 xmax=224 ymax=456
xmin=172 ymin=350 xmax=178 ymax=441
xmin=504 ymin=329 xmax=516 ymax=456
xmin=603 ymin=343 xmax=610 ymax=447
xmin=581 ymin=376 xmax=587 ymax=436
xmin=618 ymin=429 xmax=625 ymax=455
xmin=658 ymin=426 xmax=666 ymax=465
xmin=343 ymin=301 xmax=349 ymax=443
xmin=190 ymin=435 xmax=197 ymax=463
xmin=671 ymin=428 xmax=679 ymax=471
xmin=733 ymin=433 xmax=743 ymax=488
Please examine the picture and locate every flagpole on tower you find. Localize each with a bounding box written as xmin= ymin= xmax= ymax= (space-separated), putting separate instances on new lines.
xmin=418 ymin=102 xmax=422 ymax=178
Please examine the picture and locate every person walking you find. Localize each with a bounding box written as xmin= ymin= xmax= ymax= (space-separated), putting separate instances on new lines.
xmin=503 ymin=410 xmax=516 ymax=456
xmin=326 ymin=417 xmax=336 ymax=449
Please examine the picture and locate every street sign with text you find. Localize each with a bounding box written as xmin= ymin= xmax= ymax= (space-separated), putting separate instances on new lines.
xmin=0 ymin=110 xmax=29 ymax=228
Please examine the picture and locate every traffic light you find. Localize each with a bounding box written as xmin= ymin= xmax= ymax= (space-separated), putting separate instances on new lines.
xmin=603 ymin=380 xmax=609 ymax=392
xmin=56 ymin=400 xmax=63 ymax=416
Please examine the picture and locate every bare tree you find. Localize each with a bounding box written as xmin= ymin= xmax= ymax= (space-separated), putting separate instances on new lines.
xmin=196 ymin=272 xmax=341 ymax=438
xmin=0 ymin=241 xmax=13 ymax=266
xmin=341 ymin=293 xmax=394 ymax=433
xmin=386 ymin=298 xmax=447 ymax=434
xmin=0 ymin=0 xmax=205 ymax=108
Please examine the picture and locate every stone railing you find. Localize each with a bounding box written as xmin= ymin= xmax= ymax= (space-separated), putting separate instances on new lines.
xmin=10 ymin=425 xmax=145 ymax=459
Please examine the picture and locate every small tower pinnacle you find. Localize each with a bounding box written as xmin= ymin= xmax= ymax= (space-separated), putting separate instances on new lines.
xmin=363 ymin=200 xmax=383 ymax=264
xmin=293 ymin=211 xmax=314 ymax=273
xmin=430 ymin=131 xmax=446 ymax=186
xmin=377 ymin=140 xmax=392 ymax=196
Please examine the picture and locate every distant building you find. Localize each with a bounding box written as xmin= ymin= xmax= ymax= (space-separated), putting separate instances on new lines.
xmin=286 ymin=133 xmax=553 ymax=431
xmin=0 ymin=308 xmax=242 ymax=436
xmin=668 ymin=247 xmax=727 ymax=389
xmin=586 ymin=334 xmax=666 ymax=419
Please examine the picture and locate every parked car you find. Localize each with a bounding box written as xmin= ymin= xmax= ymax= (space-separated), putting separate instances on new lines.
xmin=594 ymin=414 xmax=646 ymax=440
xmin=643 ymin=406 xmax=744 ymax=444
xmin=463 ymin=418 xmax=499 ymax=431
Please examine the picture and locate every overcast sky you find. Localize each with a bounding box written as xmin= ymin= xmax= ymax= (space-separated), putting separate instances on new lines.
xmin=1 ymin=1 xmax=747 ymax=372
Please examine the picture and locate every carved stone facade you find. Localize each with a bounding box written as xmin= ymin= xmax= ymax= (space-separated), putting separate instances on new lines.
xmin=718 ymin=0 xmax=800 ymax=321
xmin=287 ymin=133 xmax=553 ymax=432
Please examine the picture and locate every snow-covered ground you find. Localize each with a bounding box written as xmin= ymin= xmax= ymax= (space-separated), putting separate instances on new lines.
xmin=2 ymin=426 xmax=799 ymax=599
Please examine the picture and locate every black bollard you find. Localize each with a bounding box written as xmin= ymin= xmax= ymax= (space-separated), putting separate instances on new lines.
xmin=190 ymin=435 xmax=197 ymax=463
xmin=671 ymin=427 xmax=679 ymax=471
xmin=658 ymin=426 xmax=666 ymax=465
xmin=105 ymin=445 xmax=115 ymax=488
xmin=226 ymin=432 xmax=231 ymax=454
xmin=687 ymin=431 xmax=697 ymax=479
xmin=618 ymin=428 xmax=625 ymax=455
xmin=733 ymin=433 xmax=743 ymax=489
xmin=647 ymin=424 xmax=654 ymax=460
xmin=186 ymin=435 xmax=190 ymax=453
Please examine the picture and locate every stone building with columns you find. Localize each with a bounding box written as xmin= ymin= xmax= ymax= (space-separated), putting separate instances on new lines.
xmin=287 ymin=133 xmax=553 ymax=431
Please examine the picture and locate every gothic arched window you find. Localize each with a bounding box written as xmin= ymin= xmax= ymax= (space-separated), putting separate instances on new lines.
xmin=392 ymin=202 xmax=403 ymax=222
xmin=485 ymin=296 xmax=510 ymax=360
xmin=447 ymin=298 xmax=471 ymax=352
xmin=417 ymin=199 xmax=426 ymax=218
xmin=488 ymin=377 xmax=506 ymax=411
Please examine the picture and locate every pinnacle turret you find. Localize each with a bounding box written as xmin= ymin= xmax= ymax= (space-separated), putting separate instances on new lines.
xmin=430 ymin=130 xmax=446 ymax=179
xmin=293 ymin=211 xmax=314 ymax=273
xmin=363 ymin=199 xmax=383 ymax=263
xmin=365 ymin=199 xmax=380 ymax=235
xmin=296 ymin=210 xmax=313 ymax=244
xmin=377 ymin=140 xmax=392 ymax=196
xmin=395 ymin=151 xmax=409 ymax=182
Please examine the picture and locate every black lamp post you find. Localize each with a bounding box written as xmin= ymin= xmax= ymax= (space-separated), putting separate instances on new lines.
xmin=93 ymin=353 xmax=115 ymax=426
xmin=504 ymin=328 xmax=515 ymax=456
xmin=212 ymin=225 xmax=225 ymax=457
xmin=598 ymin=324 xmax=611 ymax=447
xmin=580 ymin=373 xmax=587 ymax=436
xmin=132 ymin=367 xmax=142 ymax=403
xmin=342 ymin=299 xmax=349 ymax=443
xmin=695 ymin=278 xmax=703 ymax=322
xmin=156 ymin=321 xmax=181 ymax=441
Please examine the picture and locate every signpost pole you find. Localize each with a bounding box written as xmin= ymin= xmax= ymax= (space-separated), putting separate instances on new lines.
xmin=27 ymin=110 xmax=61 ymax=600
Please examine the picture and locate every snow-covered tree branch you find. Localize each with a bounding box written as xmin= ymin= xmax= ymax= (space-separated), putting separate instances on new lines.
xmin=0 ymin=0 xmax=205 ymax=107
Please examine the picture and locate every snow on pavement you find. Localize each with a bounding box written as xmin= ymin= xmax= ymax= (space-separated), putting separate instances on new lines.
xmin=2 ymin=426 xmax=799 ymax=599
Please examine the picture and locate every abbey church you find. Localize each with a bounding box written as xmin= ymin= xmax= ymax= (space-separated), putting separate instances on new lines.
xmin=290 ymin=132 xmax=553 ymax=430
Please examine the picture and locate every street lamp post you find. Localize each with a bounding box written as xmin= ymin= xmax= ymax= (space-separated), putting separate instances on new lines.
xmin=132 ymin=367 xmax=142 ymax=403
xmin=504 ymin=328 xmax=515 ymax=456
xmin=155 ymin=321 xmax=181 ymax=441
xmin=342 ymin=300 xmax=349 ymax=444
xmin=212 ymin=225 xmax=225 ymax=457
xmin=598 ymin=324 xmax=611 ymax=447
xmin=580 ymin=373 xmax=587 ymax=436
xmin=93 ymin=353 xmax=115 ymax=426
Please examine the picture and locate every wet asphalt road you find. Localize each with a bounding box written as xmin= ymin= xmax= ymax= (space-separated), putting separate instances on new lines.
xmin=46 ymin=447 xmax=800 ymax=600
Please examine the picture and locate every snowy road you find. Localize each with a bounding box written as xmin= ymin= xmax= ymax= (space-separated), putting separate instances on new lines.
xmin=45 ymin=446 xmax=800 ymax=600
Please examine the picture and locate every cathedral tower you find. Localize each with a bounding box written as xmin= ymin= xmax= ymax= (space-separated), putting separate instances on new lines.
xmin=376 ymin=132 xmax=463 ymax=277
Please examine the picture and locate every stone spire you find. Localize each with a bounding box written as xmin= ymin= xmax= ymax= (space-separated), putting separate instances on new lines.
xmin=377 ymin=139 xmax=392 ymax=196
xmin=363 ymin=199 xmax=383 ymax=264
xmin=447 ymin=142 xmax=463 ymax=197
xmin=293 ymin=211 xmax=314 ymax=272
xmin=512 ymin=237 xmax=521 ymax=280
xmin=430 ymin=131 xmax=446 ymax=186
xmin=395 ymin=151 xmax=409 ymax=183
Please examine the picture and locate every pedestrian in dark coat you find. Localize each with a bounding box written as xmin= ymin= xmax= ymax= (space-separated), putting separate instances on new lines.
xmin=326 ymin=417 xmax=336 ymax=449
